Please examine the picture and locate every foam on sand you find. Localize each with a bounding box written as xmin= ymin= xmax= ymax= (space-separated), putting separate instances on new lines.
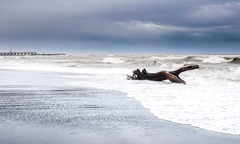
xmin=1 ymin=68 xmax=240 ymax=144
xmin=1 ymin=54 xmax=240 ymax=135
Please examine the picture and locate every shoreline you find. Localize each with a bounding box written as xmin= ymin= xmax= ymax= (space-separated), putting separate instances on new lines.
xmin=0 ymin=68 xmax=240 ymax=144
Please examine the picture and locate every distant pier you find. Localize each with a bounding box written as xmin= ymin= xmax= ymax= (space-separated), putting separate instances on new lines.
xmin=0 ymin=52 xmax=37 ymax=56
xmin=0 ymin=52 xmax=65 ymax=56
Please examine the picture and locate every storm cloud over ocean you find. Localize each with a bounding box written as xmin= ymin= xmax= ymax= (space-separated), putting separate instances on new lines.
xmin=0 ymin=0 xmax=240 ymax=54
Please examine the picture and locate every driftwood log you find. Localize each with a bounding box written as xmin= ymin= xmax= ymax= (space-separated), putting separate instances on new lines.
xmin=127 ymin=65 xmax=199 ymax=84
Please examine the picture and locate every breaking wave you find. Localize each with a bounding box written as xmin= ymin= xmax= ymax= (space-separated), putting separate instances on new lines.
xmin=149 ymin=55 xmax=188 ymax=61
xmin=201 ymin=56 xmax=240 ymax=64
xmin=102 ymin=57 xmax=125 ymax=64
xmin=149 ymin=56 xmax=164 ymax=60
xmin=203 ymin=56 xmax=232 ymax=63
xmin=228 ymin=57 xmax=240 ymax=64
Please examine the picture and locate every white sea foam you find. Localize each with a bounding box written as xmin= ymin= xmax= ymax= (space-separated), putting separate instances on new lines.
xmin=149 ymin=55 xmax=187 ymax=61
xmin=108 ymin=54 xmax=115 ymax=56
xmin=160 ymin=63 xmax=184 ymax=68
xmin=235 ymin=66 xmax=240 ymax=75
xmin=202 ymin=56 xmax=231 ymax=63
xmin=102 ymin=57 xmax=125 ymax=63
xmin=165 ymin=55 xmax=187 ymax=59
xmin=66 ymin=72 xmax=240 ymax=135
xmin=1 ymin=54 xmax=240 ymax=135
xmin=149 ymin=56 xmax=164 ymax=60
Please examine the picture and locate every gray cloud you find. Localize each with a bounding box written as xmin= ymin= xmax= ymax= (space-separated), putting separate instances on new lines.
xmin=0 ymin=0 xmax=240 ymax=53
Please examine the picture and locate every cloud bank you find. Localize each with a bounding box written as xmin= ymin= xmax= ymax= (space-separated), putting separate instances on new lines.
xmin=0 ymin=0 xmax=240 ymax=54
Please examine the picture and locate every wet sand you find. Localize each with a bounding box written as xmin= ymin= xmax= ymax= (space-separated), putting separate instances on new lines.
xmin=0 ymin=69 xmax=240 ymax=144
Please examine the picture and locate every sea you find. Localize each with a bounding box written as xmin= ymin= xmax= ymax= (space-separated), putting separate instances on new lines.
xmin=0 ymin=54 xmax=240 ymax=135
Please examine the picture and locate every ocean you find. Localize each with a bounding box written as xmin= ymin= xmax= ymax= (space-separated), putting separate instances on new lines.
xmin=1 ymin=54 xmax=240 ymax=135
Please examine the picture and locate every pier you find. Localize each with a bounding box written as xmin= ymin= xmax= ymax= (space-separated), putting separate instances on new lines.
xmin=0 ymin=52 xmax=37 ymax=56
xmin=0 ymin=52 xmax=65 ymax=56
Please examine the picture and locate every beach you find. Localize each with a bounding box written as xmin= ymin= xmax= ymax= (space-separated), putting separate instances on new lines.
xmin=2 ymin=0 xmax=240 ymax=142
xmin=1 ymin=67 xmax=240 ymax=144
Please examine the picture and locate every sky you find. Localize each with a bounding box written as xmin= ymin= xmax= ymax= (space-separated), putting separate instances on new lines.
xmin=0 ymin=0 xmax=240 ymax=54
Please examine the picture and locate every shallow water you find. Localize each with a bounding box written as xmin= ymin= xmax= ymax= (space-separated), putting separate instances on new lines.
xmin=1 ymin=54 xmax=240 ymax=135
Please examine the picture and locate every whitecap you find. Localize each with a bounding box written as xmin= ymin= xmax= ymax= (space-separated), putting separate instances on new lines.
xmin=149 ymin=55 xmax=187 ymax=61
xmin=149 ymin=56 xmax=164 ymax=60
xmin=202 ymin=56 xmax=231 ymax=63
xmin=102 ymin=57 xmax=125 ymax=64
xmin=165 ymin=55 xmax=187 ymax=59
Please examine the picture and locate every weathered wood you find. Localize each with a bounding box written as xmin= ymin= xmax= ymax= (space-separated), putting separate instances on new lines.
xmin=127 ymin=65 xmax=199 ymax=84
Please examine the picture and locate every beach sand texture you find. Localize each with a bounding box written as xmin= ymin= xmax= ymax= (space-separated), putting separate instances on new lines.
xmin=0 ymin=69 xmax=240 ymax=144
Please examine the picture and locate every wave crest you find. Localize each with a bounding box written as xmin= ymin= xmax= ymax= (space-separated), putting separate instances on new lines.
xmin=229 ymin=57 xmax=240 ymax=64
xmin=102 ymin=57 xmax=125 ymax=64
xmin=203 ymin=56 xmax=232 ymax=63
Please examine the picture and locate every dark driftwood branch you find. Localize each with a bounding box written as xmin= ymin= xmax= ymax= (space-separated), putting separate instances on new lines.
xmin=127 ymin=65 xmax=199 ymax=84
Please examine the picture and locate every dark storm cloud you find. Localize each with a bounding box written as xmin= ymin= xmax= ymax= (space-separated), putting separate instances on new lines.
xmin=0 ymin=0 xmax=240 ymax=53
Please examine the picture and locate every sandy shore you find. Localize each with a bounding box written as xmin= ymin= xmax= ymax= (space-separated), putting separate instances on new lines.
xmin=0 ymin=68 xmax=240 ymax=144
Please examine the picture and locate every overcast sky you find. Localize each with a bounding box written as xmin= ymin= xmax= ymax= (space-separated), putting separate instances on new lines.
xmin=0 ymin=0 xmax=240 ymax=54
